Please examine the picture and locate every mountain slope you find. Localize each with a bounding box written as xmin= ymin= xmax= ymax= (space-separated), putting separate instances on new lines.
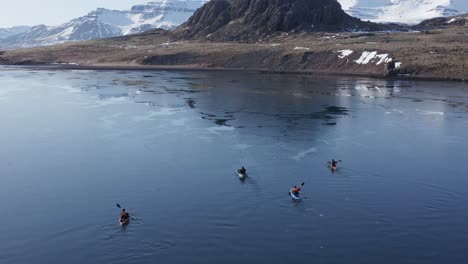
xmin=0 ymin=0 xmax=207 ymax=49
xmin=418 ymin=13 xmax=468 ymax=27
xmin=177 ymin=0 xmax=383 ymax=41
xmin=337 ymin=0 xmax=468 ymax=24
xmin=0 ymin=26 xmax=31 ymax=40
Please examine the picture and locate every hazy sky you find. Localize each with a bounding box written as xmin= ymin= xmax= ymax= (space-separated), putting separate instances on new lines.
xmin=0 ymin=0 xmax=150 ymax=27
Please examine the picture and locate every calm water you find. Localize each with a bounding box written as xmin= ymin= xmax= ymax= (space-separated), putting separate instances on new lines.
xmin=0 ymin=67 xmax=467 ymax=264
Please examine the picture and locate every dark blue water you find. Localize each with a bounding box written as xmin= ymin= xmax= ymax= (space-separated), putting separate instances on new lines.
xmin=0 ymin=67 xmax=467 ymax=264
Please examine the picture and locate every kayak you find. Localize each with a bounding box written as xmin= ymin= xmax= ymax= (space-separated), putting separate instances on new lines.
xmin=119 ymin=215 xmax=130 ymax=226
xmin=289 ymin=188 xmax=301 ymax=201
xmin=237 ymin=170 xmax=247 ymax=179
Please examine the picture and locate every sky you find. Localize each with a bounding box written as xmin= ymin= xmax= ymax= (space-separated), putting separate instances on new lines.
xmin=0 ymin=0 xmax=150 ymax=28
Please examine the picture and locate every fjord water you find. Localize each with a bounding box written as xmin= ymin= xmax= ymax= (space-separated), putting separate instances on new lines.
xmin=0 ymin=67 xmax=467 ymax=264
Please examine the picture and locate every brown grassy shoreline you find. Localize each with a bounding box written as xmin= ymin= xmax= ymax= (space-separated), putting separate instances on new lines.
xmin=9 ymin=63 xmax=465 ymax=83
xmin=1 ymin=26 xmax=467 ymax=82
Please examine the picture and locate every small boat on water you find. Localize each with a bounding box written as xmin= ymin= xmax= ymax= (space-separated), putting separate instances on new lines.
xmin=289 ymin=188 xmax=301 ymax=201
xmin=237 ymin=169 xmax=247 ymax=179
xmin=120 ymin=214 xmax=130 ymax=226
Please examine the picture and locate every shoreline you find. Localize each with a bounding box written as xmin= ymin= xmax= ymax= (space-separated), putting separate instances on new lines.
xmin=2 ymin=26 xmax=467 ymax=83
xmin=6 ymin=64 xmax=467 ymax=83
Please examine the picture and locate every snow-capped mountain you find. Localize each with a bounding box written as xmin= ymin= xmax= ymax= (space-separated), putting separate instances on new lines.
xmin=0 ymin=26 xmax=31 ymax=40
xmin=0 ymin=0 xmax=207 ymax=49
xmin=338 ymin=0 xmax=468 ymax=24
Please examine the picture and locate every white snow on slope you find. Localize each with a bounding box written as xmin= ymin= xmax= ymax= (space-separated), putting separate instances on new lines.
xmin=338 ymin=49 xmax=354 ymax=58
xmin=0 ymin=26 xmax=31 ymax=39
xmin=0 ymin=0 xmax=208 ymax=49
xmin=338 ymin=0 xmax=468 ymax=24
xmin=355 ymin=51 xmax=378 ymax=64
xmin=337 ymin=50 xmax=394 ymax=66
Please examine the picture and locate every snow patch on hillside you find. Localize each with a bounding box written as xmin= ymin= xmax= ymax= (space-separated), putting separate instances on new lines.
xmin=337 ymin=0 xmax=468 ymax=24
xmin=0 ymin=0 xmax=208 ymax=49
xmin=338 ymin=49 xmax=354 ymax=58
xmin=337 ymin=50 xmax=395 ymax=66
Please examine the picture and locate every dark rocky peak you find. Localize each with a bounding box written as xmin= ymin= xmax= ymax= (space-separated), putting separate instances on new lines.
xmin=176 ymin=0 xmax=380 ymax=41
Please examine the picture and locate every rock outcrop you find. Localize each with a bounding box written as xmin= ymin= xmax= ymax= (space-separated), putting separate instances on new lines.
xmin=176 ymin=0 xmax=383 ymax=41
xmin=417 ymin=14 xmax=468 ymax=27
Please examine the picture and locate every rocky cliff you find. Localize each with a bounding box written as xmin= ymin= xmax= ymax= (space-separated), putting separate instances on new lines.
xmin=176 ymin=0 xmax=383 ymax=41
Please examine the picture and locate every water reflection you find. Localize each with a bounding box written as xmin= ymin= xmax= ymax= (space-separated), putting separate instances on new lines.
xmin=1 ymin=67 xmax=468 ymax=264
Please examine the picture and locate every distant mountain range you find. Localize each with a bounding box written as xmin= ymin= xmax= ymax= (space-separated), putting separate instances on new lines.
xmin=0 ymin=0 xmax=207 ymax=49
xmin=0 ymin=26 xmax=31 ymax=40
xmin=337 ymin=0 xmax=468 ymax=24
xmin=1 ymin=0 xmax=468 ymax=50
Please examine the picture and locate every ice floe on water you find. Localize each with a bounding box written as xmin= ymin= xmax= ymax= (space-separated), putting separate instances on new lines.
xmin=207 ymin=126 xmax=235 ymax=135
xmin=171 ymin=118 xmax=188 ymax=126
xmin=292 ymin=147 xmax=317 ymax=161
xmin=60 ymin=85 xmax=81 ymax=94
xmin=88 ymin=96 xmax=129 ymax=107
xmin=0 ymin=86 xmax=28 ymax=98
xmin=423 ymin=111 xmax=445 ymax=116
xmin=133 ymin=108 xmax=184 ymax=121
xmin=232 ymin=143 xmax=254 ymax=150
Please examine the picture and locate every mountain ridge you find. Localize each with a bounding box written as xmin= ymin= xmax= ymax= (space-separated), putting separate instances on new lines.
xmin=0 ymin=0 xmax=207 ymax=49
xmin=0 ymin=26 xmax=31 ymax=40
xmin=337 ymin=0 xmax=468 ymax=24
xmin=176 ymin=0 xmax=392 ymax=42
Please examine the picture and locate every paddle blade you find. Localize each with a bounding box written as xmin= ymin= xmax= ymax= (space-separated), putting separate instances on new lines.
xmin=116 ymin=203 xmax=121 ymax=208
xmin=301 ymin=182 xmax=305 ymax=186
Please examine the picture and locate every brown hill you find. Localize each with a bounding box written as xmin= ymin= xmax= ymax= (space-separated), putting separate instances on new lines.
xmin=175 ymin=0 xmax=386 ymax=41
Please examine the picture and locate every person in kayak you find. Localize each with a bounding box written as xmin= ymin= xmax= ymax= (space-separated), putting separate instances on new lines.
xmin=120 ymin=209 xmax=129 ymax=220
xmin=331 ymin=159 xmax=339 ymax=167
xmin=239 ymin=166 xmax=247 ymax=175
xmin=292 ymin=186 xmax=301 ymax=195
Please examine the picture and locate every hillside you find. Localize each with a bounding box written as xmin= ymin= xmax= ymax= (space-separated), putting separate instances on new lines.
xmin=0 ymin=0 xmax=467 ymax=81
xmin=338 ymin=0 xmax=468 ymax=24
xmin=176 ymin=0 xmax=388 ymax=41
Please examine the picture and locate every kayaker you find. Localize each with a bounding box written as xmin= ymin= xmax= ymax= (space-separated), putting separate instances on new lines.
xmin=292 ymin=186 xmax=301 ymax=195
xmin=239 ymin=166 xmax=247 ymax=175
xmin=120 ymin=209 xmax=129 ymax=220
xmin=331 ymin=159 xmax=338 ymax=167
